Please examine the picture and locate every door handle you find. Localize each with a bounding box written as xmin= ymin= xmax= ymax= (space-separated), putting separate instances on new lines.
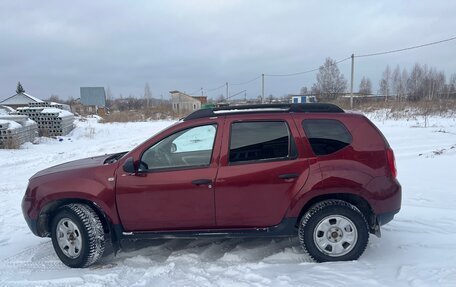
xmin=191 ymin=179 xmax=213 ymax=186
xmin=278 ymin=173 xmax=299 ymax=179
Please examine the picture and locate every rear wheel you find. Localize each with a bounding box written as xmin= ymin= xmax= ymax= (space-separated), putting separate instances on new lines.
xmin=298 ymin=200 xmax=369 ymax=262
xmin=51 ymin=203 xmax=105 ymax=268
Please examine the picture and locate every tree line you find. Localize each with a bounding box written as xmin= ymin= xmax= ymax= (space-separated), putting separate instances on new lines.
xmin=302 ymin=57 xmax=456 ymax=101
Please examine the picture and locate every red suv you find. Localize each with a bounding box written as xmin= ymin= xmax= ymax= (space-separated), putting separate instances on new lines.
xmin=22 ymin=103 xmax=401 ymax=268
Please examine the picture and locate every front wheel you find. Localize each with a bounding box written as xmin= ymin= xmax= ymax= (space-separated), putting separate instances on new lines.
xmin=51 ymin=203 xmax=105 ymax=268
xmin=298 ymin=200 xmax=369 ymax=262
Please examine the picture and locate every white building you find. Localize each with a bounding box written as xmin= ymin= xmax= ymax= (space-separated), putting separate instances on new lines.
xmin=0 ymin=92 xmax=44 ymax=109
xmin=291 ymin=95 xmax=317 ymax=104
xmin=170 ymin=91 xmax=207 ymax=116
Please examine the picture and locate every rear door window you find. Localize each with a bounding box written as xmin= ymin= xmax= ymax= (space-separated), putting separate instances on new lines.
xmin=229 ymin=121 xmax=297 ymax=163
xmin=302 ymin=119 xmax=352 ymax=156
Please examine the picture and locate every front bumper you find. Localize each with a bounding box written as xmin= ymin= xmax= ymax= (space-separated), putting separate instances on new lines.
xmin=23 ymin=216 xmax=39 ymax=236
xmin=22 ymin=193 xmax=40 ymax=236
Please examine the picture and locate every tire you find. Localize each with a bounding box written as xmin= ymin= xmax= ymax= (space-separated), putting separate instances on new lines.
xmin=51 ymin=203 xmax=105 ymax=268
xmin=298 ymin=200 xmax=369 ymax=262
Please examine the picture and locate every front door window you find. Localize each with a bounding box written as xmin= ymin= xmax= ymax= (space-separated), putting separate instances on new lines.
xmin=141 ymin=124 xmax=217 ymax=170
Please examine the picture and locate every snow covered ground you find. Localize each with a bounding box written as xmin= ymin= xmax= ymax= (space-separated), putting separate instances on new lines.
xmin=0 ymin=114 xmax=455 ymax=286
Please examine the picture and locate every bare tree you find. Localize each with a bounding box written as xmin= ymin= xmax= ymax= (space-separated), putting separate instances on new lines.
xmin=106 ymin=87 xmax=113 ymax=100
xmin=216 ymin=94 xmax=225 ymax=103
xmin=379 ymin=65 xmax=391 ymax=100
xmin=407 ymin=63 xmax=424 ymax=101
xmin=401 ymin=68 xmax=409 ymax=101
xmin=65 ymin=96 xmax=77 ymax=106
xmin=47 ymin=94 xmax=61 ymax=103
xmin=391 ymin=66 xmax=400 ymax=100
xmin=311 ymin=57 xmax=347 ymax=100
xmin=144 ymin=83 xmax=152 ymax=108
xmin=374 ymin=62 xmax=453 ymax=101
xmin=450 ymin=73 xmax=456 ymax=91
xmin=266 ymin=94 xmax=275 ymax=103
xmin=300 ymin=86 xmax=309 ymax=95
xmin=428 ymin=69 xmax=445 ymax=100
xmin=105 ymin=87 xmax=113 ymax=108
xmin=358 ymin=76 xmax=372 ymax=94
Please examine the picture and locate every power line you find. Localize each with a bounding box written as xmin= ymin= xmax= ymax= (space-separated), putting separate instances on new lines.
xmin=264 ymin=56 xmax=351 ymax=77
xmin=206 ymin=83 xmax=225 ymax=92
xmin=226 ymin=89 xmax=247 ymax=100
xmin=188 ymin=88 xmax=201 ymax=95
xmin=231 ymin=75 xmax=262 ymax=86
xmin=189 ymin=35 xmax=456 ymax=98
xmin=356 ymin=36 xmax=456 ymax=58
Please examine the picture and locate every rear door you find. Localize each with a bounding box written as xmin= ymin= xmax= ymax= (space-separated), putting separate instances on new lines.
xmin=214 ymin=114 xmax=311 ymax=228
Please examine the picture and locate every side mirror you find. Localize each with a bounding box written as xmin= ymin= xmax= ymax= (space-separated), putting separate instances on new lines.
xmin=170 ymin=143 xmax=177 ymax=153
xmin=122 ymin=157 xmax=136 ymax=173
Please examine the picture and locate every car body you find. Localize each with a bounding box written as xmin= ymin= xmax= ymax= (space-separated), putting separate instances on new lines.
xmin=22 ymin=103 xmax=401 ymax=267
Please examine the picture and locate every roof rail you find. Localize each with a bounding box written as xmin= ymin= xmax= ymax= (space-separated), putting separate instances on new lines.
xmin=183 ymin=103 xmax=344 ymax=121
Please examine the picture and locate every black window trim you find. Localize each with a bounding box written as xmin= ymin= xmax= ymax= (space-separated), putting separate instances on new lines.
xmin=139 ymin=122 xmax=218 ymax=173
xmin=228 ymin=120 xmax=298 ymax=166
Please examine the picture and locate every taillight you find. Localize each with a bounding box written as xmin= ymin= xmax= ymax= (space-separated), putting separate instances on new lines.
xmin=386 ymin=148 xmax=397 ymax=178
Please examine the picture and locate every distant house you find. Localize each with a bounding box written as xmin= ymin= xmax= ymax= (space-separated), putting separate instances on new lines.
xmin=75 ymin=87 xmax=107 ymax=115
xmin=0 ymin=92 xmax=44 ymax=109
xmin=170 ymin=91 xmax=207 ymax=116
xmin=80 ymin=87 xmax=106 ymax=106
xmin=290 ymin=95 xmax=317 ymax=104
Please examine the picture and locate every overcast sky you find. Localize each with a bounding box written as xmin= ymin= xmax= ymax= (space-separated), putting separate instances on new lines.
xmin=1 ymin=0 xmax=455 ymax=101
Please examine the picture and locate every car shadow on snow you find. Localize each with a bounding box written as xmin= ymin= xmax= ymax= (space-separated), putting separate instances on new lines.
xmin=100 ymin=237 xmax=311 ymax=266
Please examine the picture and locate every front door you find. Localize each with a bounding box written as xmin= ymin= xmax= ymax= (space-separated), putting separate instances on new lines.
xmin=116 ymin=123 xmax=220 ymax=231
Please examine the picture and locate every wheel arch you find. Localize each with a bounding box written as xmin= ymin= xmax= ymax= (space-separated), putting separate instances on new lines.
xmin=36 ymin=198 xmax=113 ymax=237
xmin=294 ymin=193 xmax=376 ymax=234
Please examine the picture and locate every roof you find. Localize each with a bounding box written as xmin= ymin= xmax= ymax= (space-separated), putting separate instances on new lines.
xmin=170 ymin=91 xmax=202 ymax=103
xmin=0 ymin=92 xmax=43 ymax=105
xmin=183 ymin=103 xmax=344 ymax=121
xmin=191 ymin=96 xmax=207 ymax=104
xmin=80 ymin=87 xmax=106 ymax=107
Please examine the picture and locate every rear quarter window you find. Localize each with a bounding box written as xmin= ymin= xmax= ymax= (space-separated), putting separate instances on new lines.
xmin=302 ymin=119 xmax=352 ymax=156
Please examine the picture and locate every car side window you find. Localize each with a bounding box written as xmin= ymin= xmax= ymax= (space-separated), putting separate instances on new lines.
xmin=229 ymin=121 xmax=297 ymax=164
xmin=302 ymin=119 xmax=352 ymax=156
xmin=141 ymin=124 xmax=217 ymax=170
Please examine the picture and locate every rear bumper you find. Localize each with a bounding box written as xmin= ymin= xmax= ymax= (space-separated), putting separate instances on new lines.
xmin=370 ymin=209 xmax=399 ymax=237
xmin=367 ymin=176 xmax=402 ymax=218
xmin=377 ymin=209 xmax=399 ymax=226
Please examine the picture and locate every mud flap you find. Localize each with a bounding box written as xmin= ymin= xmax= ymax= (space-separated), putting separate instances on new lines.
xmin=373 ymin=217 xmax=382 ymax=238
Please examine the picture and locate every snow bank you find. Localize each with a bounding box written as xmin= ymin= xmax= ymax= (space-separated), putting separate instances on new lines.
xmin=0 ymin=119 xmax=22 ymax=129
xmin=40 ymin=108 xmax=73 ymax=117
xmin=0 ymin=108 xmax=10 ymax=115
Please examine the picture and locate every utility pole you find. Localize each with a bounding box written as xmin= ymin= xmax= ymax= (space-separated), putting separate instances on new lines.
xmin=225 ymin=82 xmax=228 ymax=101
xmin=261 ymin=74 xmax=265 ymax=104
xmin=350 ymin=53 xmax=355 ymax=109
xmin=201 ymin=87 xmax=203 ymax=96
